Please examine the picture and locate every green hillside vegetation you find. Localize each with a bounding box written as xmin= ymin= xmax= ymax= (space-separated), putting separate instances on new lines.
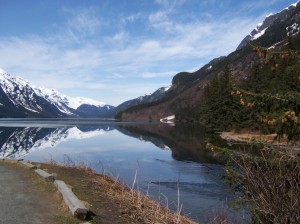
xmin=115 ymin=101 xmax=160 ymax=120
xmin=175 ymin=63 xmax=253 ymax=130
xmin=177 ymin=41 xmax=300 ymax=140
xmin=115 ymin=86 xmax=180 ymax=120
xmin=202 ymin=42 xmax=300 ymax=224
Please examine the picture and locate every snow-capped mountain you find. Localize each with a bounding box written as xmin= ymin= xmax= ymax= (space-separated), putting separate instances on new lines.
xmin=34 ymin=87 xmax=77 ymax=116
xmin=140 ymin=86 xmax=171 ymax=101
xmin=0 ymin=69 xmax=114 ymax=117
xmin=0 ymin=126 xmax=112 ymax=158
xmin=0 ymin=72 xmax=66 ymax=117
xmin=35 ymin=86 xmax=106 ymax=112
xmin=237 ymin=1 xmax=300 ymax=50
xmin=106 ymin=85 xmax=171 ymax=117
xmin=34 ymin=86 xmax=113 ymax=117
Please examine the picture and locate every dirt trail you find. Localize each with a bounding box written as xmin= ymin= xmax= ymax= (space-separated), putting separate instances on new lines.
xmin=0 ymin=161 xmax=79 ymax=224
xmin=0 ymin=160 xmax=196 ymax=224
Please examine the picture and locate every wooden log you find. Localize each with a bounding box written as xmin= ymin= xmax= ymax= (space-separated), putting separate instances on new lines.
xmin=1 ymin=158 xmax=18 ymax=163
xmin=34 ymin=169 xmax=55 ymax=182
xmin=54 ymin=180 xmax=88 ymax=220
xmin=19 ymin=161 xmax=37 ymax=169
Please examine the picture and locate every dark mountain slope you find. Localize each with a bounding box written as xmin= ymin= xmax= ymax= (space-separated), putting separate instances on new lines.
xmin=108 ymin=86 xmax=170 ymax=117
xmin=119 ymin=47 xmax=258 ymax=121
xmin=119 ymin=2 xmax=300 ymax=122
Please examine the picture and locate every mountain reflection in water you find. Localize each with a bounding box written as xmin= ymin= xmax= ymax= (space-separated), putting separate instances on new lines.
xmin=0 ymin=120 xmax=246 ymax=222
xmin=0 ymin=125 xmax=111 ymax=158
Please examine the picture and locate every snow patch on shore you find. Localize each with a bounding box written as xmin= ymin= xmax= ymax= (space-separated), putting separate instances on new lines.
xmin=160 ymin=115 xmax=175 ymax=124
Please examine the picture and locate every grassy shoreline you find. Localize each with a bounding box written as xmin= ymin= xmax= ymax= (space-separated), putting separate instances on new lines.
xmin=35 ymin=162 xmax=196 ymax=224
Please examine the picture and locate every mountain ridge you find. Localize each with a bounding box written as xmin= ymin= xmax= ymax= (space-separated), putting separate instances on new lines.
xmin=237 ymin=1 xmax=300 ymax=50
xmin=118 ymin=1 xmax=300 ymax=122
xmin=0 ymin=70 xmax=114 ymax=117
xmin=106 ymin=85 xmax=171 ymax=117
xmin=0 ymin=69 xmax=172 ymax=118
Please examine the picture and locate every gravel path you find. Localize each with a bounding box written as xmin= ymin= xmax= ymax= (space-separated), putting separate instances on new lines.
xmin=0 ymin=161 xmax=76 ymax=224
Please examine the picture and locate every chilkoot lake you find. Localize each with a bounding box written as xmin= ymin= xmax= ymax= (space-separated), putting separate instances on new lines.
xmin=0 ymin=118 xmax=247 ymax=222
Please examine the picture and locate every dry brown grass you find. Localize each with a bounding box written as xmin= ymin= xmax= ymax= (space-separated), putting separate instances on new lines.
xmin=226 ymin=147 xmax=300 ymax=223
xmin=208 ymin=212 xmax=231 ymax=224
xmin=40 ymin=160 xmax=197 ymax=224
xmin=96 ymin=171 xmax=195 ymax=224
xmin=206 ymin=139 xmax=300 ymax=223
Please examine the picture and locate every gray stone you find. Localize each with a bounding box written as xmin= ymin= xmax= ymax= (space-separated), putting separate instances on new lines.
xmin=54 ymin=180 xmax=88 ymax=220
xmin=34 ymin=169 xmax=55 ymax=182
xmin=19 ymin=161 xmax=37 ymax=169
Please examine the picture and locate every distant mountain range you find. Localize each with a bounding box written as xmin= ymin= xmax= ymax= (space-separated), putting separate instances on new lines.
xmin=118 ymin=1 xmax=300 ymax=121
xmin=0 ymin=69 xmax=170 ymax=118
xmin=106 ymin=86 xmax=170 ymax=117
xmin=0 ymin=69 xmax=114 ymax=117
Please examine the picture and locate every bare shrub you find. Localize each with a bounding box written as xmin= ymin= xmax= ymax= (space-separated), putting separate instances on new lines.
xmin=226 ymin=146 xmax=300 ymax=223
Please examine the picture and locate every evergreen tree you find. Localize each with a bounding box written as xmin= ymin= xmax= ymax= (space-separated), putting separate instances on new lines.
xmin=176 ymin=35 xmax=300 ymax=140
xmin=232 ymin=40 xmax=300 ymax=140
xmin=197 ymin=65 xmax=251 ymax=131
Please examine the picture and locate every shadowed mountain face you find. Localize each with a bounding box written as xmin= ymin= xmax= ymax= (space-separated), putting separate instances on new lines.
xmin=106 ymin=86 xmax=170 ymax=117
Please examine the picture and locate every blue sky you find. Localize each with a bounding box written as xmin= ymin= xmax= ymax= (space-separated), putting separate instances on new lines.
xmin=0 ymin=0 xmax=297 ymax=105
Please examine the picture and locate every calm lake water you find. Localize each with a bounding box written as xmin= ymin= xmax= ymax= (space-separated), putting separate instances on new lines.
xmin=0 ymin=118 xmax=246 ymax=222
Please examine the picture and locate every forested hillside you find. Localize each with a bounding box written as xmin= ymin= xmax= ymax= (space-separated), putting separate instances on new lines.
xmin=176 ymin=39 xmax=300 ymax=140
xmin=118 ymin=2 xmax=300 ymax=127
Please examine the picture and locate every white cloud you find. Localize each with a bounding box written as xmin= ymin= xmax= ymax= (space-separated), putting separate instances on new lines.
xmin=0 ymin=2 xmax=265 ymax=105
xmin=200 ymin=0 xmax=225 ymax=7
xmin=110 ymin=83 xmax=168 ymax=95
xmin=70 ymin=14 xmax=99 ymax=34
xmin=149 ymin=10 xmax=172 ymax=32
xmin=237 ymin=0 xmax=291 ymax=16
xmin=112 ymin=73 xmax=126 ymax=79
xmin=154 ymin=0 xmax=186 ymax=9
xmin=0 ymin=14 xmax=259 ymax=84
xmin=59 ymin=7 xmax=102 ymax=43
xmin=0 ymin=37 xmax=101 ymax=72
xmin=155 ymin=0 xmax=170 ymax=8
xmin=121 ymin=12 xmax=144 ymax=24
xmin=142 ymin=71 xmax=177 ymax=78
xmin=111 ymin=31 xmax=129 ymax=42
